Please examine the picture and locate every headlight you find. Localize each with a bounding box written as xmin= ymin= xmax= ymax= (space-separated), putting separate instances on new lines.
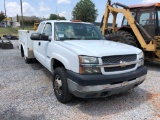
xmin=79 ymin=56 xmax=101 ymax=74
xmin=138 ymin=51 xmax=144 ymax=59
xmin=79 ymin=56 xmax=99 ymax=64
xmin=138 ymin=52 xmax=144 ymax=67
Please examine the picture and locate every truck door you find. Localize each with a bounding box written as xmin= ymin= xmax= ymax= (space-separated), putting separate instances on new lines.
xmin=33 ymin=22 xmax=52 ymax=67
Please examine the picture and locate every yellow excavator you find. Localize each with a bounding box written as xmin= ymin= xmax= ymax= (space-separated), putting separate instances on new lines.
xmin=34 ymin=22 xmax=40 ymax=31
xmin=101 ymin=0 xmax=160 ymax=62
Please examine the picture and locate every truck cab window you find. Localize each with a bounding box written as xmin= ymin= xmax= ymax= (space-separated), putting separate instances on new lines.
xmin=139 ymin=11 xmax=154 ymax=25
xmin=122 ymin=12 xmax=136 ymax=26
xmin=42 ymin=23 xmax=52 ymax=36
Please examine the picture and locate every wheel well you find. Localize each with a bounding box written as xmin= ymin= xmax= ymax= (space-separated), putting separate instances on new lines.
xmin=21 ymin=45 xmax=24 ymax=57
xmin=52 ymin=59 xmax=65 ymax=70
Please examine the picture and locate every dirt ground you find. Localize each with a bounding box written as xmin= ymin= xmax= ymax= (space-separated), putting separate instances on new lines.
xmin=0 ymin=40 xmax=160 ymax=120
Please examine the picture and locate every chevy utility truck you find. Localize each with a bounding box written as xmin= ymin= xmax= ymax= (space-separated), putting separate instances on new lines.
xmin=19 ymin=20 xmax=147 ymax=103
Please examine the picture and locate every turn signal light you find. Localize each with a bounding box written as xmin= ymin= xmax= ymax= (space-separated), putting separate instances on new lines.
xmin=70 ymin=20 xmax=82 ymax=22
xmin=155 ymin=3 xmax=160 ymax=7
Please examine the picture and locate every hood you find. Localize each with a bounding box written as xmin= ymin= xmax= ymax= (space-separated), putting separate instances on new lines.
xmin=56 ymin=40 xmax=141 ymax=57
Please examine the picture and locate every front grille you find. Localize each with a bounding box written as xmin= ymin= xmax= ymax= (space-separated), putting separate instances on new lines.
xmin=102 ymin=54 xmax=137 ymax=72
xmin=102 ymin=54 xmax=137 ymax=63
xmin=104 ymin=64 xmax=136 ymax=72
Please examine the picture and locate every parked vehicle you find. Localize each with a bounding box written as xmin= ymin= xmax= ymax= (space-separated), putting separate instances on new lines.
xmin=0 ymin=36 xmax=13 ymax=49
xmin=3 ymin=34 xmax=18 ymax=40
xmin=0 ymin=39 xmax=13 ymax=49
xmin=19 ymin=20 xmax=147 ymax=103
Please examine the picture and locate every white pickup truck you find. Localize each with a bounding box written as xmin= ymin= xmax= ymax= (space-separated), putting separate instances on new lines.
xmin=19 ymin=20 xmax=147 ymax=103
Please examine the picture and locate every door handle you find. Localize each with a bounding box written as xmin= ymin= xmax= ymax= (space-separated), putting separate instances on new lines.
xmin=38 ymin=42 xmax=41 ymax=46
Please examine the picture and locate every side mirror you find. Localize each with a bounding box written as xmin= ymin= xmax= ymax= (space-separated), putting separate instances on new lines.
xmin=30 ymin=33 xmax=51 ymax=41
xmin=30 ymin=33 xmax=41 ymax=40
xmin=41 ymin=34 xmax=50 ymax=41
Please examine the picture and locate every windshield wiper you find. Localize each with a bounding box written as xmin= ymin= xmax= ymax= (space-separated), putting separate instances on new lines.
xmin=59 ymin=38 xmax=79 ymax=41
xmin=67 ymin=38 xmax=80 ymax=40
xmin=84 ymin=38 xmax=100 ymax=40
xmin=59 ymin=38 xmax=81 ymax=40
xmin=58 ymin=37 xmax=103 ymax=41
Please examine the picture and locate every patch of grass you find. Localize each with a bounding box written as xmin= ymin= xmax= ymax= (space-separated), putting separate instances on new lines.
xmin=0 ymin=26 xmax=34 ymax=36
xmin=0 ymin=28 xmax=18 ymax=36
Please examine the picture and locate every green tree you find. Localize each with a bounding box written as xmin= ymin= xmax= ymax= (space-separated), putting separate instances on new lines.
xmin=49 ymin=14 xmax=66 ymax=20
xmin=0 ymin=11 xmax=5 ymax=22
xmin=72 ymin=0 xmax=98 ymax=22
xmin=59 ymin=16 xmax=66 ymax=20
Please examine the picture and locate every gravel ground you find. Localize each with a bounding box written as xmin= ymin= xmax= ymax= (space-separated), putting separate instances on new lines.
xmin=0 ymin=40 xmax=160 ymax=120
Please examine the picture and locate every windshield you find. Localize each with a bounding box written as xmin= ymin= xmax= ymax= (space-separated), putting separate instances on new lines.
xmin=54 ymin=22 xmax=105 ymax=41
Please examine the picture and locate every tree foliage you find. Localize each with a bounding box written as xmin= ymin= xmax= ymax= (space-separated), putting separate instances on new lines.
xmin=72 ymin=0 xmax=98 ymax=22
xmin=48 ymin=14 xmax=66 ymax=20
xmin=17 ymin=14 xmax=19 ymax=22
xmin=0 ymin=11 xmax=5 ymax=22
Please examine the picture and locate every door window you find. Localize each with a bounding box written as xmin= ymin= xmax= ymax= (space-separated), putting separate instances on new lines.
xmin=138 ymin=10 xmax=155 ymax=37
xmin=37 ymin=22 xmax=45 ymax=33
xmin=42 ymin=23 xmax=52 ymax=36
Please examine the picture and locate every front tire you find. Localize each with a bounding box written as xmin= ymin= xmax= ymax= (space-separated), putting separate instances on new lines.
xmin=52 ymin=67 xmax=73 ymax=103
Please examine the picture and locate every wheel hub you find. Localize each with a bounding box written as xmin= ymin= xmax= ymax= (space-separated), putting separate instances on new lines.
xmin=54 ymin=75 xmax=62 ymax=95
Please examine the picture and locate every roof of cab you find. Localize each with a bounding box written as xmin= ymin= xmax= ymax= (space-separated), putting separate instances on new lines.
xmin=41 ymin=20 xmax=93 ymax=25
xmin=129 ymin=3 xmax=160 ymax=9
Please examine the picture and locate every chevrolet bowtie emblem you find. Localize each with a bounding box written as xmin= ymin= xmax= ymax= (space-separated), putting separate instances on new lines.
xmin=120 ymin=61 xmax=128 ymax=67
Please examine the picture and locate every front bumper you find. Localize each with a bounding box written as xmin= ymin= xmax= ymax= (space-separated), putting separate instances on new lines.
xmin=67 ymin=66 xmax=147 ymax=98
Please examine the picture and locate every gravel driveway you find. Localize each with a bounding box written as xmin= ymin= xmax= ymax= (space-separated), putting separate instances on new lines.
xmin=0 ymin=40 xmax=160 ymax=120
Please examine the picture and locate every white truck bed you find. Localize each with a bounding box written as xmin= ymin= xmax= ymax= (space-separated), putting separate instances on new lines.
xmin=18 ymin=30 xmax=35 ymax=59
